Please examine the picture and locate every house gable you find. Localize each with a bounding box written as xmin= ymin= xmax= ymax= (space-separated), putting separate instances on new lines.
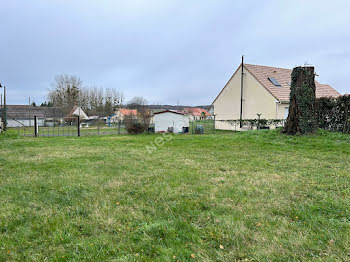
xmin=213 ymin=64 xmax=278 ymax=120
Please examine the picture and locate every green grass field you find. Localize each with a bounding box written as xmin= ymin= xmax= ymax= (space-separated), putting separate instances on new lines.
xmin=0 ymin=130 xmax=349 ymax=261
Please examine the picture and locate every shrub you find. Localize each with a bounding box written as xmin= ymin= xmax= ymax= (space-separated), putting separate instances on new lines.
xmin=124 ymin=96 xmax=151 ymax=134
xmin=124 ymin=114 xmax=148 ymax=134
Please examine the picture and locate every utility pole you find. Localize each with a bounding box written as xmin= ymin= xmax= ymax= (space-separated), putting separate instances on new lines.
xmin=240 ymin=55 xmax=244 ymax=128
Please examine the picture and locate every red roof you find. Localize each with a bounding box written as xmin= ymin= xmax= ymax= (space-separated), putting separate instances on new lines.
xmin=184 ymin=107 xmax=210 ymax=116
xmin=118 ymin=109 xmax=137 ymax=116
xmin=213 ymin=64 xmax=341 ymax=104
xmin=245 ymin=64 xmax=341 ymax=101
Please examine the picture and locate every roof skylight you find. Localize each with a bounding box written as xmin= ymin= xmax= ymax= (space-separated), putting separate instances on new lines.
xmin=268 ymin=77 xmax=281 ymax=86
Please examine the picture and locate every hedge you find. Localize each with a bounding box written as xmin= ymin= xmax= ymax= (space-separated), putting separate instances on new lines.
xmin=316 ymin=95 xmax=350 ymax=133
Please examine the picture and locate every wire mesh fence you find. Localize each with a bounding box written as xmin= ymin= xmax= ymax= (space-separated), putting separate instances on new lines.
xmin=189 ymin=119 xmax=215 ymax=134
xmin=214 ymin=119 xmax=286 ymax=131
xmin=5 ymin=105 xmax=129 ymax=137
xmin=9 ymin=118 xmax=217 ymax=136
xmin=6 ymin=106 xmax=217 ymax=137
xmin=8 ymin=117 xmax=129 ymax=137
xmin=77 ymin=118 xmax=128 ymax=136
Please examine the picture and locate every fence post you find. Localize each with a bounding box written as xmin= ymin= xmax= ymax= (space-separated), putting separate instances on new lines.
xmin=257 ymin=114 xmax=261 ymax=130
xmin=213 ymin=115 xmax=216 ymax=134
xmin=77 ymin=116 xmax=80 ymax=137
xmin=34 ymin=116 xmax=38 ymax=137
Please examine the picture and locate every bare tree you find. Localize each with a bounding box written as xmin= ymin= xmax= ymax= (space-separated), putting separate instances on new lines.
xmin=126 ymin=96 xmax=148 ymax=110
xmin=48 ymin=74 xmax=82 ymax=114
xmin=49 ymin=74 xmax=124 ymax=117
xmin=112 ymin=89 xmax=124 ymax=112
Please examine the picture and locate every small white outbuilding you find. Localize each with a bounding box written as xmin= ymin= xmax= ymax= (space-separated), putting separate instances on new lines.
xmin=153 ymin=110 xmax=189 ymax=133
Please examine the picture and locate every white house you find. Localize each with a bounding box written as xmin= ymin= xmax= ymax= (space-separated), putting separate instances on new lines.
xmin=153 ymin=110 xmax=190 ymax=133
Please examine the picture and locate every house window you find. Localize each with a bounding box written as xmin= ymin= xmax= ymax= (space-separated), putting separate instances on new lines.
xmin=284 ymin=107 xmax=289 ymax=119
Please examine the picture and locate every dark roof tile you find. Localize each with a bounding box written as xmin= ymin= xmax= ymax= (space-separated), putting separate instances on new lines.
xmin=6 ymin=105 xmax=64 ymax=119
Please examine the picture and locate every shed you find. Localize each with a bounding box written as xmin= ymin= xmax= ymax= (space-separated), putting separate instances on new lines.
xmin=153 ymin=110 xmax=189 ymax=133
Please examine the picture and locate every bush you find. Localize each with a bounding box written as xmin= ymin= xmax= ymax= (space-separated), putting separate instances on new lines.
xmin=124 ymin=114 xmax=147 ymax=134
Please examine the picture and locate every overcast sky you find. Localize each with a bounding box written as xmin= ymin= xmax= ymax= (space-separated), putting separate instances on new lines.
xmin=1 ymin=0 xmax=349 ymax=105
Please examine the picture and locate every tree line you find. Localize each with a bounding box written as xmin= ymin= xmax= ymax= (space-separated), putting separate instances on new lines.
xmin=46 ymin=74 xmax=125 ymax=116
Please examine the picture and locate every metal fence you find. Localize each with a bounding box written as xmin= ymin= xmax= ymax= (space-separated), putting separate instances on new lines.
xmin=7 ymin=116 xmax=291 ymax=136
xmin=214 ymin=119 xmax=286 ymax=131
xmin=7 ymin=112 xmax=216 ymax=137
xmin=189 ymin=119 xmax=215 ymax=134
xmin=8 ymin=116 xmax=128 ymax=137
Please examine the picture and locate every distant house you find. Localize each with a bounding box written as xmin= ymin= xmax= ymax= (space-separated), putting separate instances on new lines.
xmin=153 ymin=110 xmax=189 ymax=133
xmin=212 ymin=63 xmax=341 ymax=130
xmin=184 ymin=107 xmax=211 ymax=121
xmin=64 ymin=106 xmax=89 ymax=123
xmin=6 ymin=105 xmax=64 ymax=127
xmin=110 ymin=108 xmax=137 ymax=123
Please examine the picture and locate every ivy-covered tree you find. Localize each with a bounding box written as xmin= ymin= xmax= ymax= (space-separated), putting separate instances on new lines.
xmin=283 ymin=66 xmax=317 ymax=135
